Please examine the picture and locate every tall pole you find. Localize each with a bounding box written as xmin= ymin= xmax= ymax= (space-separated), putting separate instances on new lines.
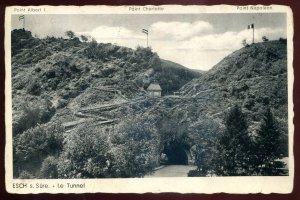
xmin=19 ymin=15 xmax=25 ymax=30
xmin=252 ymin=24 xmax=254 ymax=44
xmin=142 ymin=29 xmax=149 ymax=47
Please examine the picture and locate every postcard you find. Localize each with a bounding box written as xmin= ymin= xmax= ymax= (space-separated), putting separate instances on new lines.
xmin=5 ymin=5 xmax=294 ymax=193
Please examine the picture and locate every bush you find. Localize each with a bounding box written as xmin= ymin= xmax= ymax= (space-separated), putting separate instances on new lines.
xmin=80 ymin=35 xmax=88 ymax=42
xmin=18 ymin=170 xmax=34 ymax=179
xmin=262 ymin=36 xmax=269 ymax=42
xmin=254 ymin=107 xmax=286 ymax=175
xmin=13 ymin=101 xmax=56 ymax=135
xmin=188 ymin=169 xmax=207 ymax=177
xmin=57 ymin=124 xmax=111 ymax=178
xmin=13 ymin=104 xmax=41 ymax=135
xmin=65 ymin=30 xmax=75 ymax=39
xmin=242 ymin=39 xmax=250 ymax=47
xmin=109 ymin=115 xmax=160 ymax=177
xmin=13 ymin=122 xmax=64 ymax=178
xmin=187 ymin=116 xmax=221 ymax=175
xmin=11 ymin=29 xmax=33 ymax=56
xmin=279 ymin=37 xmax=287 ymax=43
xmin=39 ymin=156 xmax=58 ymax=178
xmin=214 ymin=104 xmax=252 ymax=176
xmin=27 ymin=79 xmax=41 ymax=95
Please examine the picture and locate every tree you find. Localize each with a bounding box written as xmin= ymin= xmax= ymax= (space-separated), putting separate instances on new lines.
xmin=255 ymin=107 xmax=286 ymax=175
xmin=13 ymin=122 xmax=64 ymax=178
xmin=39 ymin=156 xmax=58 ymax=178
xmin=215 ymin=104 xmax=251 ymax=175
xmin=188 ymin=117 xmax=221 ymax=176
xmin=65 ymin=30 xmax=75 ymax=39
xmin=242 ymin=39 xmax=249 ymax=47
xmin=80 ymin=35 xmax=88 ymax=42
xmin=109 ymin=115 xmax=160 ymax=178
xmin=262 ymin=36 xmax=269 ymax=42
xmin=57 ymin=124 xmax=111 ymax=178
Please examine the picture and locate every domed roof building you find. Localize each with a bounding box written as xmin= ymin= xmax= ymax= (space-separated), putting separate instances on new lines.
xmin=147 ymin=83 xmax=162 ymax=97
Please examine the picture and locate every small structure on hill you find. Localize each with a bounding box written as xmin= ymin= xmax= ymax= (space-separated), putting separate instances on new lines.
xmin=147 ymin=83 xmax=162 ymax=97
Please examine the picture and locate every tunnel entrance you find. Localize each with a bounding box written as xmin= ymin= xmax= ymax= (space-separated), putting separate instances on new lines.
xmin=162 ymin=141 xmax=189 ymax=165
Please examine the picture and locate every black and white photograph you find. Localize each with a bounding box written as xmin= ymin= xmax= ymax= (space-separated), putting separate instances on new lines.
xmin=5 ymin=5 xmax=294 ymax=193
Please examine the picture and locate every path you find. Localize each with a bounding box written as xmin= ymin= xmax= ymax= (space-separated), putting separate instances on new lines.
xmin=145 ymin=165 xmax=197 ymax=178
xmin=62 ymin=86 xmax=147 ymax=131
xmin=182 ymin=73 xmax=287 ymax=97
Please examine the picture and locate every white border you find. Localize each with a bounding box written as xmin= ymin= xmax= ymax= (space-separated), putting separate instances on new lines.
xmin=5 ymin=5 xmax=294 ymax=194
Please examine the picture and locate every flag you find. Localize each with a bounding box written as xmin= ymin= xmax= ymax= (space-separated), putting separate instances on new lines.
xmin=142 ymin=29 xmax=148 ymax=35
xmin=248 ymin=24 xmax=254 ymax=29
xmin=19 ymin=15 xmax=25 ymax=20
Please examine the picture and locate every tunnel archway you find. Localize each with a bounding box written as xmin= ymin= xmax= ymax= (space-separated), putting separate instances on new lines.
xmin=162 ymin=141 xmax=189 ymax=165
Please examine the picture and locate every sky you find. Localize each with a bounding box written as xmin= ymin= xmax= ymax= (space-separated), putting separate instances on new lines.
xmin=12 ymin=13 xmax=286 ymax=71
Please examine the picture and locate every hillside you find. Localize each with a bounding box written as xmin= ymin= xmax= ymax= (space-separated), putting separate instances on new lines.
xmin=180 ymin=40 xmax=287 ymax=128
xmin=11 ymin=29 xmax=201 ymax=135
xmin=11 ymin=29 xmax=288 ymax=178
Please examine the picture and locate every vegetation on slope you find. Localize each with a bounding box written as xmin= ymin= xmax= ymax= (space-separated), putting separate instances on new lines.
xmin=11 ymin=29 xmax=200 ymax=178
xmin=11 ymin=29 xmax=288 ymax=178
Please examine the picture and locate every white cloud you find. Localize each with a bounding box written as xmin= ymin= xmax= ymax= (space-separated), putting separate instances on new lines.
xmin=150 ymin=21 xmax=213 ymax=40
xmin=78 ymin=24 xmax=286 ymax=71
xmin=151 ymin=27 xmax=286 ymax=70
xmin=77 ymin=26 xmax=143 ymax=48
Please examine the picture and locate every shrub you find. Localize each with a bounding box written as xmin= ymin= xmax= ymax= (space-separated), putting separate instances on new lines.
xmin=109 ymin=115 xmax=160 ymax=177
xmin=57 ymin=124 xmax=111 ymax=178
xmin=13 ymin=122 xmax=64 ymax=178
xmin=254 ymin=107 xmax=286 ymax=175
xmin=11 ymin=29 xmax=33 ymax=56
xmin=18 ymin=170 xmax=34 ymax=179
xmin=279 ymin=37 xmax=287 ymax=43
xmin=187 ymin=116 xmax=221 ymax=176
xmin=27 ymin=79 xmax=41 ymax=95
xmin=80 ymin=35 xmax=89 ymax=42
xmin=65 ymin=30 xmax=75 ymax=39
xmin=262 ymin=36 xmax=269 ymax=42
xmin=13 ymin=101 xmax=56 ymax=135
xmin=39 ymin=156 xmax=58 ymax=178
xmin=188 ymin=169 xmax=206 ymax=177
xmin=13 ymin=104 xmax=41 ymax=135
xmin=214 ymin=104 xmax=252 ymax=176
xmin=242 ymin=39 xmax=250 ymax=47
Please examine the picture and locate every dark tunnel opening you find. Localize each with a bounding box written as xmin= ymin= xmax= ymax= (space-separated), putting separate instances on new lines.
xmin=163 ymin=142 xmax=188 ymax=165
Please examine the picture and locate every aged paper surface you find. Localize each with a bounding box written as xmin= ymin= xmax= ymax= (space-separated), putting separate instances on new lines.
xmin=5 ymin=5 xmax=294 ymax=194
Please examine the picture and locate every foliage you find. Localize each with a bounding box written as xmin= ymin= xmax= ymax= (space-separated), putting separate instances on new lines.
xmin=10 ymin=28 xmax=288 ymax=178
xmin=188 ymin=117 xmax=221 ymax=176
xmin=242 ymin=39 xmax=249 ymax=47
xmin=155 ymin=60 xmax=201 ymax=95
xmin=39 ymin=156 xmax=58 ymax=178
xmin=149 ymin=53 xmax=162 ymax=72
xmin=109 ymin=115 xmax=160 ymax=177
xmin=80 ymin=35 xmax=89 ymax=42
xmin=279 ymin=37 xmax=287 ymax=44
xmin=27 ymin=79 xmax=41 ymax=95
xmin=254 ymin=107 xmax=286 ymax=175
xmin=11 ymin=29 xmax=35 ymax=56
xmin=13 ymin=100 xmax=56 ymax=135
xmin=65 ymin=30 xmax=75 ymax=39
xmin=262 ymin=36 xmax=269 ymax=42
xmin=57 ymin=125 xmax=111 ymax=178
xmin=13 ymin=122 xmax=64 ymax=178
xmin=214 ymin=105 xmax=252 ymax=175
xmin=18 ymin=170 xmax=35 ymax=179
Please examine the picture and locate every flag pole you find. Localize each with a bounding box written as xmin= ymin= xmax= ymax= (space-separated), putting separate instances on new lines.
xmin=147 ymin=33 xmax=148 ymax=47
xmin=252 ymin=24 xmax=254 ymax=44
xmin=142 ymin=29 xmax=149 ymax=47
